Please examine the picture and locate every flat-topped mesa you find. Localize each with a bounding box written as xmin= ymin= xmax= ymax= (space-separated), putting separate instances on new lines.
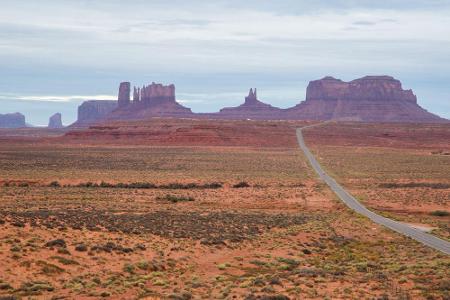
xmin=118 ymin=82 xmax=131 ymax=107
xmin=288 ymin=75 xmax=442 ymax=122
xmin=75 ymin=100 xmax=118 ymax=126
xmin=306 ymin=75 xmax=417 ymax=103
xmin=134 ymin=82 xmax=176 ymax=106
xmin=0 ymin=112 xmax=26 ymax=128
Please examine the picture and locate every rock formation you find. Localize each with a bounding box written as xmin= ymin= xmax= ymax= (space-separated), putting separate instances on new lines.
xmin=0 ymin=113 xmax=26 ymax=128
xmin=106 ymin=82 xmax=192 ymax=120
xmin=71 ymin=76 xmax=447 ymax=126
xmin=48 ymin=113 xmax=64 ymax=128
xmin=137 ymin=83 xmax=176 ymax=104
xmin=74 ymin=100 xmax=118 ymax=126
xmin=218 ymin=88 xmax=283 ymax=120
xmin=305 ymin=76 xmax=417 ymax=103
xmin=118 ymin=82 xmax=131 ymax=108
xmin=286 ymin=76 xmax=444 ymax=122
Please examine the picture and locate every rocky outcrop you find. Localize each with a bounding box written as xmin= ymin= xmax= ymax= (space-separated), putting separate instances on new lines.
xmin=71 ymin=76 xmax=446 ymax=126
xmin=218 ymin=88 xmax=283 ymax=120
xmin=107 ymin=82 xmax=192 ymax=120
xmin=305 ymin=76 xmax=417 ymax=103
xmin=286 ymin=76 xmax=444 ymax=122
xmin=48 ymin=113 xmax=63 ymax=128
xmin=135 ymin=83 xmax=176 ymax=105
xmin=74 ymin=100 xmax=118 ymax=126
xmin=0 ymin=113 xmax=26 ymax=128
xmin=118 ymin=82 xmax=131 ymax=108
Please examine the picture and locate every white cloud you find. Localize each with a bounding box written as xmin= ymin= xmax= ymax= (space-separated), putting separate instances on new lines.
xmin=0 ymin=94 xmax=116 ymax=102
xmin=0 ymin=1 xmax=448 ymax=121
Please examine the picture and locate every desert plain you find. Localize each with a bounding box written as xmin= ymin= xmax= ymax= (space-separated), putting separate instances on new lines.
xmin=0 ymin=119 xmax=449 ymax=299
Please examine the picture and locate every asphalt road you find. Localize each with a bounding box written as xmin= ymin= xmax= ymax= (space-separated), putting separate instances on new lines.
xmin=297 ymin=125 xmax=450 ymax=255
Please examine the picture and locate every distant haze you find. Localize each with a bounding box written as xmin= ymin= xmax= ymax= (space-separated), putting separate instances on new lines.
xmin=1 ymin=0 xmax=449 ymax=125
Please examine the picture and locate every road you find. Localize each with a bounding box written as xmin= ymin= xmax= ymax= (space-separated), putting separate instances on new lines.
xmin=297 ymin=125 xmax=450 ymax=255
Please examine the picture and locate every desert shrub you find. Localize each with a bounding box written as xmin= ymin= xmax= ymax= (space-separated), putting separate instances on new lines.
xmin=276 ymin=257 xmax=300 ymax=270
xmin=75 ymin=244 xmax=88 ymax=252
xmin=127 ymin=182 xmax=157 ymax=189
xmin=20 ymin=281 xmax=54 ymax=294
xmin=18 ymin=182 xmax=29 ymax=187
xmin=202 ymin=182 xmax=223 ymax=189
xmin=233 ymin=181 xmax=250 ymax=188
xmin=76 ymin=182 xmax=95 ymax=188
xmin=65 ymin=181 xmax=221 ymax=190
xmin=430 ymin=210 xmax=450 ymax=217
xmin=156 ymin=194 xmax=195 ymax=203
xmin=379 ymin=182 xmax=450 ymax=189
xmin=45 ymin=239 xmax=66 ymax=248
xmin=38 ymin=261 xmax=65 ymax=275
xmin=123 ymin=263 xmax=135 ymax=274
xmin=99 ymin=181 xmax=113 ymax=188
xmin=0 ymin=282 xmax=13 ymax=290
xmin=302 ymin=248 xmax=312 ymax=255
xmin=50 ymin=256 xmax=79 ymax=265
xmin=48 ymin=181 xmax=60 ymax=187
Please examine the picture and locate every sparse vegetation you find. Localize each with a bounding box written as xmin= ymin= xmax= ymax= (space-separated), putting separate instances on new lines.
xmin=0 ymin=121 xmax=448 ymax=299
xmin=379 ymin=182 xmax=450 ymax=189
xmin=233 ymin=181 xmax=251 ymax=188
xmin=156 ymin=194 xmax=195 ymax=203
xmin=430 ymin=210 xmax=450 ymax=217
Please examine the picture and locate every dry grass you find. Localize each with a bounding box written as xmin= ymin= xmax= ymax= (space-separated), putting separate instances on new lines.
xmin=0 ymin=121 xmax=449 ymax=299
xmin=304 ymin=122 xmax=450 ymax=241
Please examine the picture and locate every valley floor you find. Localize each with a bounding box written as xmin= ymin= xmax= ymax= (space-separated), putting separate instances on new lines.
xmin=0 ymin=120 xmax=449 ymax=299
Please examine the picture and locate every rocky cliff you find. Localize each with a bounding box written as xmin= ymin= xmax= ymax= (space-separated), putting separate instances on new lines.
xmin=0 ymin=113 xmax=26 ymax=128
xmin=72 ymin=76 xmax=446 ymax=126
xmin=286 ymin=76 xmax=444 ymax=122
xmin=218 ymin=88 xmax=283 ymax=120
xmin=74 ymin=100 xmax=118 ymax=126
xmin=118 ymin=82 xmax=131 ymax=108
xmin=107 ymin=82 xmax=192 ymax=120
xmin=48 ymin=113 xmax=64 ymax=128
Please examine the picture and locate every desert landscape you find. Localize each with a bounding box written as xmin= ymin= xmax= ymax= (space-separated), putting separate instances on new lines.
xmin=1 ymin=1 xmax=450 ymax=299
xmin=0 ymin=119 xmax=449 ymax=299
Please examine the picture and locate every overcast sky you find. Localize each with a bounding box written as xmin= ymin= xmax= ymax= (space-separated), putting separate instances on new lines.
xmin=1 ymin=0 xmax=449 ymax=125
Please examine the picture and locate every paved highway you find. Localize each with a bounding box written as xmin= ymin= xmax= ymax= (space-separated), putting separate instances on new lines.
xmin=297 ymin=125 xmax=450 ymax=255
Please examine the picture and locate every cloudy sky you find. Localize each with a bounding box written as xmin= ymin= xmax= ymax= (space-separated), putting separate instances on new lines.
xmin=1 ymin=0 xmax=449 ymax=125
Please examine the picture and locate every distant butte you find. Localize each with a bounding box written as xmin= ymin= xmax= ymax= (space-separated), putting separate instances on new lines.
xmin=71 ymin=76 xmax=447 ymax=126
xmin=106 ymin=82 xmax=193 ymax=121
xmin=217 ymin=88 xmax=283 ymax=120
xmin=0 ymin=112 xmax=26 ymax=128
xmin=286 ymin=76 xmax=443 ymax=122
xmin=48 ymin=113 xmax=64 ymax=129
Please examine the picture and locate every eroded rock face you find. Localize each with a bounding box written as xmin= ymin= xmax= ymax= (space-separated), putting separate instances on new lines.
xmin=131 ymin=83 xmax=176 ymax=105
xmin=306 ymin=76 xmax=417 ymax=103
xmin=287 ymin=76 xmax=443 ymax=122
xmin=0 ymin=113 xmax=26 ymax=128
xmin=218 ymin=88 xmax=283 ymax=120
xmin=75 ymin=100 xmax=118 ymax=126
xmin=48 ymin=113 xmax=63 ymax=128
xmin=71 ymin=77 xmax=446 ymax=126
xmin=118 ymin=82 xmax=131 ymax=108
xmin=107 ymin=82 xmax=192 ymax=120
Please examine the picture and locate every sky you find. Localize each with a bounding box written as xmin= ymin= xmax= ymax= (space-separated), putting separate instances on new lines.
xmin=1 ymin=0 xmax=449 ymax=125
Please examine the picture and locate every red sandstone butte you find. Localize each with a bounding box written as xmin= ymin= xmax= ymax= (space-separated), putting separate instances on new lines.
xmin=48 ymin=113 xmax=64 ymax=129
xmin=107 ymin=82 xmax=193 ymax=120
xmin=0 ymin=112 xmax=26 ymax=128
xmin=217 ymin=88 xmax=283 ymax=120
xmin=72 ymin=76 xmax=447 ymax=126
xmin=286 ymin=76 xmax=444 ymax=122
